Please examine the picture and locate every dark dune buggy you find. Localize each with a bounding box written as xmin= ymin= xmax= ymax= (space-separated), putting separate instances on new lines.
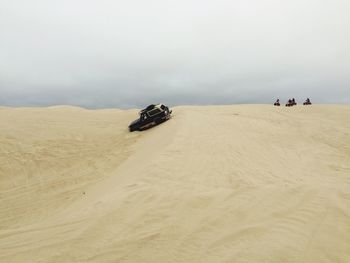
xmin=129 ymin=104 xmax=172 ymax=132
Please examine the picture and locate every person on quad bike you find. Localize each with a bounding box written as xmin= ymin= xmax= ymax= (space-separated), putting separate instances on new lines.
xmin=303 ymin=98 xmax=312 ymax=105
xmin=274 ymin=99 xmax=280 ymax=106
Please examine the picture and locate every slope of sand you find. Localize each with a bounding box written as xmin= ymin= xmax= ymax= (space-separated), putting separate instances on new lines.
xmin=0 ymin=105 xmax=349 ymax=263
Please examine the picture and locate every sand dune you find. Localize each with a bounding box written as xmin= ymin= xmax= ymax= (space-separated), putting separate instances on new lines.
xmin=0 ymin=105 xmax=350 ymax=263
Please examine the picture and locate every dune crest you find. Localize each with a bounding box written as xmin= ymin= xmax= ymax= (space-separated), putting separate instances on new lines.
xmin=1 ymin=105 xmax=350 ymax=263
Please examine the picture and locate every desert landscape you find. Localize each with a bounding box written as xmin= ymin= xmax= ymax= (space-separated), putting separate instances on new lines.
xmin=0 ymin=104 xmax=350 ymax=263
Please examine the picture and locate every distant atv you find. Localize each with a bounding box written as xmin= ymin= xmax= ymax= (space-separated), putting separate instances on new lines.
xmin=129 ymin=104 xmax=172 ymax=132
xmin=303 ymin=98 xmax=312 ymax=105
xmin=286 ymin=99 xmax=297 ymax=107
xmin=274 ymin=99 xmax=280 ymax=106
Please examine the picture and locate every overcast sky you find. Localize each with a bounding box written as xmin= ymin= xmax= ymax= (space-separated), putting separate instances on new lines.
xmin=0 ymin=0 xmax=349 ymax=108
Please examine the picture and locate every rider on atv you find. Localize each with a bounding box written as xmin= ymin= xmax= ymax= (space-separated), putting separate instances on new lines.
xmin=274 ymin=99 xmax=280 ymax=106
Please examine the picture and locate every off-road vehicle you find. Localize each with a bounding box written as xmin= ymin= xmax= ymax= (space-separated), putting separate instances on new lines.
xmin=129 ymin=103 xmax=172 ymax=132
xmin=303 ymin=98 xmax=312 ymax=105
xmin=286 ymin=98 xmax=297 ymax=107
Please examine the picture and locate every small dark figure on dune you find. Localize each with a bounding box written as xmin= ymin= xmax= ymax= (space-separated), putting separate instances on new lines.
xmin=286 ymin=99 xmax=293 ymax=107
xmin=274 ymin=99 xmax=280 ymax=106
xmin=286 ymin=98 xmax=297 ymax=107
xmin=303 ymin=98 xmax=312 ymax=105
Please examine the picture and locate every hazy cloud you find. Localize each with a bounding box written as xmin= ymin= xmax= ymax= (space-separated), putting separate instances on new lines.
xmin=1 ymin=0 xmax=349 ymax=108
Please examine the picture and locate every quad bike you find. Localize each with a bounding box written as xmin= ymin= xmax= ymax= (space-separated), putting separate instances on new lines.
xmin=286 ymin=99 xmax=297 ymax=107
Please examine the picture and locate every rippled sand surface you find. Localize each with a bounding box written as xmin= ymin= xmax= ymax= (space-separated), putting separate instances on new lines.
xmin=1 ymin=105 xmax=349 ymax=263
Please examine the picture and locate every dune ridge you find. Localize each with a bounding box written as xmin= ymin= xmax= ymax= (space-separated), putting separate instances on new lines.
xmin=0 ymin=105 xmax=349 ymax=263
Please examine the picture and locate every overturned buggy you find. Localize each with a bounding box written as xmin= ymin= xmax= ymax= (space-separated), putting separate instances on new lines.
xmin=129 ymin=104 xmax=172 ymax=132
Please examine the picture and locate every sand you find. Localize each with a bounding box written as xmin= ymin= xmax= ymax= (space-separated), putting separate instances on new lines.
xmin=0 ymin=104 xmax=349 ymax=263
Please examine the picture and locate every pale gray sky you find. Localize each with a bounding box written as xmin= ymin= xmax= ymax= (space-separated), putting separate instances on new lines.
xmin=0 ymin=0 xmax=349 ymax=108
